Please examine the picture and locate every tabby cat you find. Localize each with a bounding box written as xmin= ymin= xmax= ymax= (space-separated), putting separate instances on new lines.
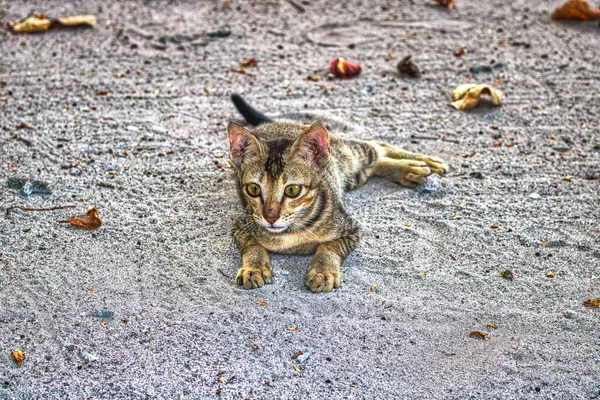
xmin=228 ymin=95 xmax=448 ymax=293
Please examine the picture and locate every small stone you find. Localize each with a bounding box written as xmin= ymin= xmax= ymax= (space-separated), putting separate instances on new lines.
xmin=81 ymin=352 xmax=98 ymax=362
xmin=501 ymin=269 xmax=514 ymax=280
xmin=95 ymin=308 xmax=114 ymax=318
xmin=529 ymin=193 xmax=541 ymax=200
xmin=126 ymin=126 xmax=139 ymax=132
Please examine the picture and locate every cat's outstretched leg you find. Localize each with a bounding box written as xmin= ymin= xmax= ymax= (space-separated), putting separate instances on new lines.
xmin=365 ymin=141 xmax=448 ymax=187
xmin=232 ymin=216 xmax=273 ymax=289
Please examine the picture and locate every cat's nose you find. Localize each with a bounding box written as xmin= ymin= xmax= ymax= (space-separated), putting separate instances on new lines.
xmin=265 ymin=216 xmax=278 ymax=225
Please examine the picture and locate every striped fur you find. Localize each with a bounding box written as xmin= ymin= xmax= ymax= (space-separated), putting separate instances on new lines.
xmin=229 ymin=121 xmax=448 ymax=292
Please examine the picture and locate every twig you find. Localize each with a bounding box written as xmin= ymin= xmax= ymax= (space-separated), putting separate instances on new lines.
xmin=285 ymin=0 xmax=305 ymax=13
xmin=218 ymin=268 xmax=231 ymax=279
xmin=6 ymin=205 xmax=75 ymax=213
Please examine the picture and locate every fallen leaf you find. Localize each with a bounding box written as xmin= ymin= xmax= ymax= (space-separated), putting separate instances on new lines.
xmin=584 ymin=298 xmax=600 ymax=307
xmin=468 ymin=330 xmax=488 ymax=339
xmin=236 ymin=67 xmax=247 ymax=74
xmin=370 ymin=285 xmax=377 ymax=291
xmin=218 ymin=376 xmax=225 ymax=383
xmin=64 ymin=206 xmax=102 ymax=230
xmin=306 ymin=75 xmax=319 ymax=82
xmin=257 ymin=299 xmax=267 ymax=306
xmin=451 ymin=84 xmax=503 ymax=111
xmin=8 ymin=14 xmax=97 ymax=34
xmin=551 ymin=0 xmax=600 ymax=20
xmin=16 ymin=122 xmax=33 ymax=129
xmin=97 ymin=90 xmax=108 ymax=95
xmin=251 ymin=344 xmax=260 ymax=351
xmin=330 ymin=57 xmax=362 ymax=79
xmin=416 ymin=271 xmax=427 ymax=277
xmin=563 ymin=175 xmax=573 ymax=182
xmin=8 ymin=15 xmax=52 ymax=33
xmin=292 ymin=363 xmax=301 ymax=373
xmin=500 ymin=269 xmax=514 ymax=280
xmin=546 ymin=271 xmax=555 ymax=278
xmin=435 ymin=0 xmax=456 ymax=8
xmin=239 ymin=58 xmax=259 ymax=67
xmin=491 ymin=224 xmax=500 ymax=230
xmin=56 ymin=15 xmax=97 ymax=27
xmin=486 ymin=323 xmax=497 ymax=329
xmin=397 ymin=55 xmax=421 ymax=77
xmin=11 ymin=349 xmax=25 ymax=366
xmin=115 ymin=72 xmax=125 ymax=78
xmin=286 ymin=326 xmax=298 ymax=331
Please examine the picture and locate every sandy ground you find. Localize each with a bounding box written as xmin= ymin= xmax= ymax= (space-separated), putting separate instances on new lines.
xmin=1 ymin=1 xmax=599 ymax=399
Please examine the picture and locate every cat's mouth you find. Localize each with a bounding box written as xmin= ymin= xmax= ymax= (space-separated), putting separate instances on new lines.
xmin=265 ymin=226 xmax=288 ymax=234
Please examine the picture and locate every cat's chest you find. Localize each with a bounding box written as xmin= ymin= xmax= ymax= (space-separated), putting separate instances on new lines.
xmin=258 ymin=231 xmax=334 ymax=254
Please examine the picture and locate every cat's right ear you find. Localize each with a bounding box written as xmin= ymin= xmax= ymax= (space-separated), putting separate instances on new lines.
xmin=228 ymin=123 xmax=262 ymax=167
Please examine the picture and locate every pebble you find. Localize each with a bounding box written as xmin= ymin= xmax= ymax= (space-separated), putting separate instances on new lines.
xmin=126 ymin=126 xmax=139 ymax=132
xmin=296 ymin=352 xmax=311 ymax=364
xmin=95 ymin=308 xmax=114 ymax=318
xmin=422 ymin=175 xmax=440 ymax=193
xmin=81 ymin=352 xmax=98 ymax=362
xmin=529 ymin=193 xmax=541 ymax=200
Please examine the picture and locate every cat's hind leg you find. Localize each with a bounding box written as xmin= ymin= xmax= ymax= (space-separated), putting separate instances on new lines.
xmin=369 ymin=141 xmax=448 ymax=176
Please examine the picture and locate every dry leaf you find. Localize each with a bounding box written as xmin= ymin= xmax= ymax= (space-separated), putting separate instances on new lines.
xmin=11 ymin=349 xmax=25 ymax=366
xmin=451 ymin=84 xmax=503 ymax=111
xmin=236 ymin=67 xmax=247 ymax=74
xmin=65 ymin=206 xmax=102 ymax=230
xmin=56 ymin=15 xmax=97 ymax=27
xmin=8 ymin=14 xmax=97 ymax=34
xmin=435 ymin=0 xmax=456 ymax=8
xmin=469 ymin=330 xmax=489 ymax=339
xmin=8 ymin=15 xmax=52 ymax=33
xmin=257 ymin=299 xmax=267 ymax=306
xmin=551 ymin=0 xmax=600 ymax=20
xmin=370 ymin=285 xmax=377 ymax=291
xmin=584 ymin=298 xmax=600 ymax=307
xmin=239 ymin=58 xmax=259 ymax=67
xmin=17 ymin=122 xmax=33 ymax=129
xmin=546 ymin=271 xmax=555 ymax=278
xmin=330 ymin=57 xmax=362 ymax=79
xmin=306 ymin=75 xmax=319 ymax=82
xmin=97 ymin=90 xmax=108 ymax=95
xmin=286 ymin=326 xmax=298 ymax=331
xmin=397 ymin=55 xmax=421 ymax=78
xmin=491 ymin=224 xmax=500 ymax=230
xmin=486 ymin=323 xmax=497 ymax=329
xmin=292 ymin=363 xmax=301 ymax=373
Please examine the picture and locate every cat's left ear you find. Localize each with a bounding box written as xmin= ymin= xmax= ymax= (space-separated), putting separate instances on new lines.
xmin=291 ymin=121 xmax=330 ymax=168
xmin=228 ymin=122 xmax=263 ymax=167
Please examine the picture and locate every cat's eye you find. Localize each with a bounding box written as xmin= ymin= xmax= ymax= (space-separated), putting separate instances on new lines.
xmin=246 ymin=183 xmax=262 ymax=197
xmin=284 ymin=185 xmax=301 ymax=198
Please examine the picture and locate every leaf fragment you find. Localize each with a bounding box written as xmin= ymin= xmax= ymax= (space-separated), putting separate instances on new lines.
xmin=257 ymin=299 xmax=267 ymax=306
xmin=451 ymin=84 xmax=503 ymax=111
xmin=11 ymin=349 xmax=25 ymax=366
xmin=468 ymin=330 xmax=489 ymax=339
xmin=56 ymin=15 xmax=97 ymax=27
xmin=551 ymin=0 xmax=600 ymax=20
xmin=486 ymin=323 xmax=497 ymax=329
xmin=65 ymin=206 xmax=102 ymax=230
xmin=584 ymin=298 xmax=600 ymax=307
xmin=435 ymin=0 xmax=456 ymax=8
xmin=239 ymin=58 xmax=259 ymax=67
xmin=8 ymin=15 xmax=52 ymax=33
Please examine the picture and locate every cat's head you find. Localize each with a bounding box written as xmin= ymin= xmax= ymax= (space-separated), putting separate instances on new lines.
xmin=227 ymin=122 xmax=330 ymax=234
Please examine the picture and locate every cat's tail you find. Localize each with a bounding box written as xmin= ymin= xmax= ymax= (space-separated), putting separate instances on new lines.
xmin=231 ymin=94 xmax=273 ymax=126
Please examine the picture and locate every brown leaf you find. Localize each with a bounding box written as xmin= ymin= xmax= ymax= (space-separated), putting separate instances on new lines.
xmin=551 ymin=0 xmax=600 ymax=20
xmin=435 ymin=0 xmax=456 ymax=8
xmin=306 ymin=75 xmax=319 ymax=82
xmin=66 ymin=206 xmax=102 ymax=230
xmin=468 ymin=330 xmax=488 ymax=339
xmin=257 ymin=299 xmax=267 ymax=306
xmin=486 ymin=323 xmax=497 ymax=329
xmin=97 ymin=90 xmax=108 ymax=96
xmin=236 ymin=67 xmax=247 ymax=74
xmin=397 ymin=55 xmax=421 ymax=78
xmin=11 ymin=349 xmax=25 ymax=366
xmin=239 ymin=58 xmax=259 ymax=67
xmin=16 ymin=122 xmax=33 ymax=129
xmin=56 ymin=15 xmax=97 ymax=27
xmin=584 ymin=298 xmax=600 ymax=307
xmin=491 ymin=224 xmax=500 ymax=230
xmin=451 ymin=84 xmax=503 ymax=111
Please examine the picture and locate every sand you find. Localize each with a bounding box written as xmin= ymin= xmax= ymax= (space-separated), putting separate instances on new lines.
xmin=0 ymin=0 xmax=599 ymax=399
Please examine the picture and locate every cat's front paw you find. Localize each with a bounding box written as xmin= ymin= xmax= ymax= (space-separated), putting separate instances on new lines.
xmin=236 ymin=263 xmax=272 ymax=289
xmin=305 ymin=264 xmax=340 ymax=293
xmin=422 ymin=156 xmax=448 ymax=176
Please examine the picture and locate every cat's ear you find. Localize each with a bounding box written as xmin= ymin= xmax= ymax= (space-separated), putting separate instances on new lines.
xmin=228 ymin=122 xmax=263 ymax=167
xmin=291 ymin=121 xmax=330 ymax=168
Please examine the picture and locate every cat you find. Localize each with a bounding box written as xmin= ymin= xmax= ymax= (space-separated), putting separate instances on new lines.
xmin=228 ymin=94 xmax=448 ymax=293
